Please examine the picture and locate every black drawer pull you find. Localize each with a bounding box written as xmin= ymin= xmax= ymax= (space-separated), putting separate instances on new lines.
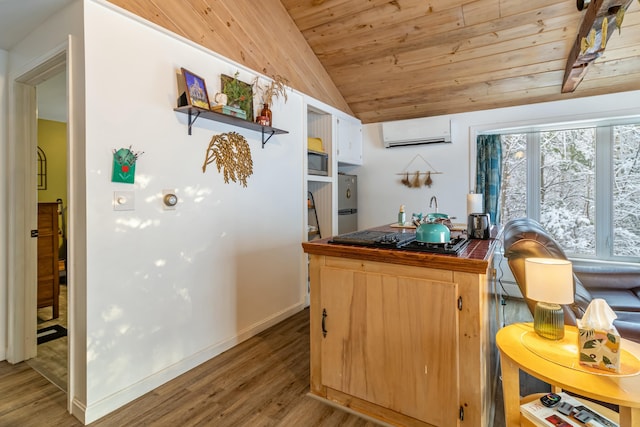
xmin=322 ymin=309 xmax=327 ymax=337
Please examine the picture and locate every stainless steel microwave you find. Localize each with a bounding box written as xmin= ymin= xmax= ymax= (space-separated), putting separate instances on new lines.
xmin=308 ymin=150 xmax=329 ymax=176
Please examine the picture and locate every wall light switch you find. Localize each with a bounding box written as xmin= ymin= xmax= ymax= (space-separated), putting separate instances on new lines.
xmin=114 ymin=191 xmax=135 ymax=211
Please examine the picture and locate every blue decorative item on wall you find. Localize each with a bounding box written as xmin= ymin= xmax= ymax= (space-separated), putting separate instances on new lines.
xmin=112 ymin=146 xmax=143 ymax=184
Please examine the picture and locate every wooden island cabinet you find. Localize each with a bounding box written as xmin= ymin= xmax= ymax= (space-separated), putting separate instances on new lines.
xmin=302 ymin=226 xmax=501 ymax=427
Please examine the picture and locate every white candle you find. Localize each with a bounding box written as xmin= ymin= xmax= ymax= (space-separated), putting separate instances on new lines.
xmin=467 ymin=193 xmax=483 ymax=217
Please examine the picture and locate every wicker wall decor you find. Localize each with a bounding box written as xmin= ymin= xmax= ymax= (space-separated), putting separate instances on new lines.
xmin=397 ymin=154 xmax=442 ymax=188
xmin=202 ymin=131 xmax=253 ymax=187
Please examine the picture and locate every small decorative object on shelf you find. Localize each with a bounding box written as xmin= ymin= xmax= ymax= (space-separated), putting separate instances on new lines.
xmin=202 ymin=132 xmax=253 ymax=187
xmin=260 ymin=103 xmax=272 ymax=126
xmin=253 ymin=74 xmax=289 ymax=127
xmin=180 ymin=68 xmax=210 ymax=110
xmin=213 ymin=92 xmax=228 ymax=106
xmin=221 ymin=72 xmax=253 ymax=121
xmin=211 ymin=104 xmax=247 ymax=120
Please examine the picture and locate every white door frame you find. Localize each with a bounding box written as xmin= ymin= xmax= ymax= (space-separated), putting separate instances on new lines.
xmin=7 ymin=44 xmax=68 ymax=371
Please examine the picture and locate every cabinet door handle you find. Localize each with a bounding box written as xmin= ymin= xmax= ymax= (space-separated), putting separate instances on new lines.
xmin=322 ymin=308 xmax=327 ymax=337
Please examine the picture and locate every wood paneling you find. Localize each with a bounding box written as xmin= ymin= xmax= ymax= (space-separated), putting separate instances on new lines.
xmin=281 ymin=0 xmax=640 ymax=123
xmin=108 ymin=0 xmax=640 ymax=124
xmin=107 ymin=0 xmax=352 ymax=115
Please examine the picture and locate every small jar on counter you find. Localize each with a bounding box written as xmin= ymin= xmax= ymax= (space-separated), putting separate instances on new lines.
xmin=398 ymin=205 xmax=406 ymax=226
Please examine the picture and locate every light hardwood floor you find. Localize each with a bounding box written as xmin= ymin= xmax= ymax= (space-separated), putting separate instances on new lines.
xmin=29 ymin=284 xmax=68 ymax=391
xmin=1 ymin=295 xmax=536 ymax=426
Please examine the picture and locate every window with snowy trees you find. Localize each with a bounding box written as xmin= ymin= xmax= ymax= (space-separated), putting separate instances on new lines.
xmin=501 ymin=122 xmax=640 ymax=261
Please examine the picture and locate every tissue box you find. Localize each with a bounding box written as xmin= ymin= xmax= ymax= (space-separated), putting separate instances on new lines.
xmin=577 ymin=319 xmax=621 ymax=372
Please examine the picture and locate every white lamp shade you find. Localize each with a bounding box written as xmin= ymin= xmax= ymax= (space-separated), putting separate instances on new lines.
xmin=524 ymin=258 xmax=574 ymax=304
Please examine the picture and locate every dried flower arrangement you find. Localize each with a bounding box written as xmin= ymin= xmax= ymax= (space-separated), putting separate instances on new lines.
xmin=253 ymin=74 xmax=290 ymax=106
xmin=202 ymin=132 xmax=253 ymax=187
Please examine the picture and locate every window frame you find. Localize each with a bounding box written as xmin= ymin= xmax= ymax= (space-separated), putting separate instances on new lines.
xmin=495 ymin=118 xmax=640 ymax=263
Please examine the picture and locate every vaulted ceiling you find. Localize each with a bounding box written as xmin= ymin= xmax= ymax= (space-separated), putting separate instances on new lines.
xmin=281 ymin=0 xmax=640 ymax=123
xmin=111 ymin=1 xmax=640 ymax=124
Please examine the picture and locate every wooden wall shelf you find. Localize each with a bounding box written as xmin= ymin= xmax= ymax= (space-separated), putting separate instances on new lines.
xmin=174 ymin=105 xmax=288 ymax=148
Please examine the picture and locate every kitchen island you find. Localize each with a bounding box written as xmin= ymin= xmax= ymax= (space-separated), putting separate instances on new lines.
xmin=301 ymin=225 xmax=501 ymax=427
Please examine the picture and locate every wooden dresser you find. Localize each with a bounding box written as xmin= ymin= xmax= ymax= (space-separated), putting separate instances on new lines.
xmin=37 ymin=202 xmax=59 ymax=319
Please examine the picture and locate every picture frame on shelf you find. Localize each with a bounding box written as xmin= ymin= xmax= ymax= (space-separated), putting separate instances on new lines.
xmin=180 ymin=67 xmax=210 ymax=110
xmin=221 ymin=73 xmax=254 ymax=122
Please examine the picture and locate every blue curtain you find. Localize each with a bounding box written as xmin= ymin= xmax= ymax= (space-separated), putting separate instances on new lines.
xmin=476 ymin=135 xmax=502 ymax=225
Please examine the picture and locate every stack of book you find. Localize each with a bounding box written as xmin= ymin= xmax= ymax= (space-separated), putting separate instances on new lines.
xmin=211 ymin=105 xmax=247 ymax=120
xmin=520 ymin=392 xmax=618 ymax=427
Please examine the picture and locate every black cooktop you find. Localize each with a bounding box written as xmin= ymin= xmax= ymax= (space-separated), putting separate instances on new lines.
xmin=329 ymin=230 xmax=470 ymax=255
xmin=329 ymin=230 xmax=416 ymax=248
xmin=399 ymin=237 xmax=470 ymax=255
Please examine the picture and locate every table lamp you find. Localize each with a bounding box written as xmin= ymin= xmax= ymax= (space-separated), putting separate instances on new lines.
xmin=524 ymin=258 xmax=574 ymax=340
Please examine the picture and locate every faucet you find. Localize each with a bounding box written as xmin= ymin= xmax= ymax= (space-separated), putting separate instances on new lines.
xmin=429 ymin=196 xmax=438 ymax=212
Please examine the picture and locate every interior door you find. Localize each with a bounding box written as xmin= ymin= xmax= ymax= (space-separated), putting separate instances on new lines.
xmin=320 ymin=267 xmax=460 ymax=426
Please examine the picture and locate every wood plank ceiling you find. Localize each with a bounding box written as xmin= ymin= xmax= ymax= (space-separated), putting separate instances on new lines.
xmin=111 ymin=0 xmax=640 ymax=124
xmin=281 ymin=0 xmax=640 ymax=123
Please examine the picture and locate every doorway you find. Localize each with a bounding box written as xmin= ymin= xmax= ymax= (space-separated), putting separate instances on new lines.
xmin=8 ymin=49 xmax=71 ymax=397
xmin=25 ymin=71 xmax=69 ymax=391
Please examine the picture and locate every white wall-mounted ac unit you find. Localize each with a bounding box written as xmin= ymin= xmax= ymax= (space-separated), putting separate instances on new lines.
xmin=382 ymin=116 xmax=451 ymax=148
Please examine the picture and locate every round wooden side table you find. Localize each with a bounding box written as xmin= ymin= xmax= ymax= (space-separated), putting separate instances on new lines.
xmin=496 ymin=322 xmax=640 ymax=427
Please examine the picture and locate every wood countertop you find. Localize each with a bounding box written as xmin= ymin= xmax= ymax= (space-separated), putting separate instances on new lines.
xmin=302 ymin=225 xmax=502 ymax=275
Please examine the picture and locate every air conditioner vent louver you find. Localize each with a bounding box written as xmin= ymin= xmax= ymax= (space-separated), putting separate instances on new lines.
xmin=382 ymin=117 xmax=451 ymax=148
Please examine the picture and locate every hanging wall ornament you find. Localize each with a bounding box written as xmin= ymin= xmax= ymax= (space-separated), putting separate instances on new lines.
xmin=112 ymin=146 xmax=144 ymax=184
xmin=425 ymin=171 xmax=433 ymax=187
xmin=396 ymin=154 xmax=444 ymax=189
xmin=412 ymin=171 xmax=421 ymax=188
xmin=401 ymin=172 xmax=410 ymax=187
xmin=202 ymin=131 xmax=253 ymax=187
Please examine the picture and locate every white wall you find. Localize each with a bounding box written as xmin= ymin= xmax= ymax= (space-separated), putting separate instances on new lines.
xmin=3 ymin=0 xmax=307 ymax=423
xmin=0 ymin=48 xmax=7 ymax=362
xmin=357 ymin=90 xmax=640 ymax=230
xmin=80 ymin=2 xmax=305 ymax=422
xmin=355 ymin=118 xmax=470 ymax=228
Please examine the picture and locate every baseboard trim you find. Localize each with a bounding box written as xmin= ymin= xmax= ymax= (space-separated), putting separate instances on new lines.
xmin=307 ymin=393 xmax=396 ymax=427
xmin=80 ymin=302 xmax=307 ymax=425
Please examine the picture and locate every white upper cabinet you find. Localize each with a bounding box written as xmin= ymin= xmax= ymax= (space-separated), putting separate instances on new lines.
xmin=336 ymin=115 xmax=362 ymax=165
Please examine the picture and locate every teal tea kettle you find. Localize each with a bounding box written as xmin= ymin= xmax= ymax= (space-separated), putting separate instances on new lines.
xmin=416 ymin=213 xmax=451 ymax=244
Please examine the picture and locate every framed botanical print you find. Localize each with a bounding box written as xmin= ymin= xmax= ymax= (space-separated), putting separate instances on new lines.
xmin=221 ymin=73 xmax=254 ymax=121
